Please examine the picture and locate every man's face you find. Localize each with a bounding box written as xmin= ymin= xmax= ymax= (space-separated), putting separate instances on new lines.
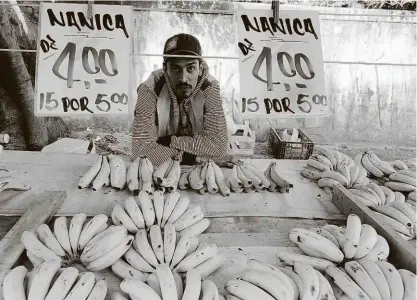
xmin=165 ymin=58 xmax=201 ymax=99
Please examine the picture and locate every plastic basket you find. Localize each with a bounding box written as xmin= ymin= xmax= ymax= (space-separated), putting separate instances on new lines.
xmin=269 ymin=127 xmax=314 ymax=160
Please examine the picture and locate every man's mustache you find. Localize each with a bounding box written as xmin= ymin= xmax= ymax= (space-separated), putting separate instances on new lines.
xmin=176 ymin=84 xmax=191 ymax=89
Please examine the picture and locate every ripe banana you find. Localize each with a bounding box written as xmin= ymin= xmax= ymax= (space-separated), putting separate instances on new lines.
xmin=21 ymin=231 xmax=61 ymax=262
xmin=161 ymin=191 xmax=181 ymax=227
xmin=394 ymin=191 xmax=406 ymax=203
xmin=45 ymin=266 xmax=79 ymax=300
xmin=163 ymin=222 xmax=176 ymax=265
xmin=316 ymin=269 xmax=336 ymax=300
xmin=332 ymin=150 xmax=343 ymax=167
xmin=124 ymin=196 xmax=146 ymax=230
xmin=349 ymin=165 xmax=360 ymax=186
xmin=321 ymin=225 xmax=346 ymax=248
xmin=175 ymin=244 xmax=217 ymax=273
xmin=28 ymin=260 xmax=61 ymax=300
xmin=64 ymin=272 xmax=96 ymax=300
xmin=344 ymin=261 xmax=382 ymax=300
xmin=343 ymin=214 xmax=361 ymax=259
xmin=225 ymin=279 xmax=275 ymax=300
xmin=179 ymin=218 xmax=210 ymax=238
xmin=385 ymin=181 xmax=416 ymax=192
xmin=124 ymin=247 xmax=155 ymax=273
xmin=127 ymin=157 xmax=140 ymax=194
xmin=54 ymin=216 xmax=73 ymax=257
xmin=270 ymin=162 xmax=293 ymax=188
xmin=398 ymin=169 xmax=416 ymax=179
xmin=26 ymin=250 xmax=43 ymax=267
xmin=86 ymin=279 xmax=107 ymax=300
xmin=173 ymin=204 xmax=203 ymax=231
xmin=138 ymin=190 xmax=156 ymax=227
xmin=376 ymin=261 xmax=404 ymax=300
xmin=112 ymin=202 xmax=139 ymax=234
xmin=92 ymin=156 xmax=111 ymax=191
xmin=357 ymin=259 xmax=390 ymax=300
xmin=314 ymin=146 xmax=337 ymax=167
xmin=320 ymin=170 xmax=348 ymax=186
xmin=120 ymin=279 xmax=162 ymax=300
xmin=362 ymin=153 xmax=384 ymax=178
xmin=278 ymin=267 xmax=303 ymax=299
xmin=228 ymin=165 xmax=244 ymax=190
xmin=69 ymin=213 xmax=87 ymax=256
xmin=354 ymin=224 xmax=378 ymax=259
xmin=244 ymin=163 xmax=271 ymax=188
xmin=409 ymin=191 xmax=416 ymax=201
xmin=162 ymin=158 xmax=181 ymax=188
xmin=337 ymin=164 xmax=351 ymax=186
xmin=111 ymin=258 xmax=147 ymax=281
xmin=375 ymin=205 xmax=413 ymax=229
xmin=294 ymin=261 xmax=320 ymax=300
xmin=170 ymin=234 xmax=194 ymax=269
xmin=349 ymin=189 xmax=379 ymax=207
xmin=150 ymin=225 xmax=164 ymax=263
xmin=368 ymin=152 xmax=396 ymax=176
xmin=239 ymin=269 xmax=289 ymax=300
xmin=156 ymin=264 xmax=178 ymax=300
xmin=147 ymin=272 xmax=162 ymax=298
xmin=390 ymin=172 xmax=416 ymax=187
xmin=139 ymin=156 xmax=154 ymax=182
xmin=204 ymin=162 xmax=219 ymax=193
xmin=318 ymin=178 xmax=340 ymax=189
xmin=108 ymin=154 xmax=127 ymax=190
xmin=325 ymin=265 xmax=371 ymax=300
xmin=188 ymin=165 xmax=205 ymax=190
xmin=300 ymin=166 xmax=322 ymax=181
xmin=276 ymin=252 xmax=335 ymax=272
xmin=380 ymin=186 xmax=396 ymax=205
xmin=78 ymin=214 xmax=108 ymax=251
xmin=236 ymin=164 xmax=252 ymax=188
xmin=3 ymin=265 xmax=27 ymax=300
xmin=182 ymin=269 xmax=202 ymax=300
xmin=367 ymin=183 xmax=386 ymax=205
xmin=394 ymin=160 xmax=409 ymax=171
xmin=373 ymin=211 xmax=414 ymax=237
xmin=239 ymin=164 xmax=262 ymax=188
xmin=362 ymin=235 xmax=390 ymax=261
xmin=167 ymin=196 xmax=190 ymax=225
xmin=390 ymin=201 xmax=417 ymax=233
xmin=353 ymin=184 xmax=382 ymax=205
xmin=153 ymin=158 xmax=172 ymax=184
xmin=309 ymin=227 xmax=339 ymax=247
xmin=193 ymin=254 xmax=224 ymax=279
xmin=212 ymin=161 xmax=231 ymax=196
xmin=78 ymin=155 xmax=103 ymax=189
xmin=37 ymin=223 xmax=66 ymax=257
xmin=398 ymin=269 xmax=416 ymax=300
xmin=178 ymin=167 xmax=193 ymax=190
xmin=134 ymin=229 xmax=159 ymax=267
xmin=310 ymin=154 xmax=334 ymax=170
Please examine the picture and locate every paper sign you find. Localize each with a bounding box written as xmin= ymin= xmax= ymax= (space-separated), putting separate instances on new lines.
xmin=237 ymin=7 xmax=328 ymax=117
xmin=34 ymin=3 xmax=133 ymax=116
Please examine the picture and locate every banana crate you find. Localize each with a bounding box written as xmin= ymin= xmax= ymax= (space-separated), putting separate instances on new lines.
xmin=268 ymin=127 xmax=314 ymax=160
xmin=332 ymin=183 xmax=416 ymax=273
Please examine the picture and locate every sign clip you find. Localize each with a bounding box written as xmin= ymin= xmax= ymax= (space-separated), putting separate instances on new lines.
xmin=272 ymin=0 xmax=280 ymax=23
xmin=87 ymin=0 xmax=94 ymax=20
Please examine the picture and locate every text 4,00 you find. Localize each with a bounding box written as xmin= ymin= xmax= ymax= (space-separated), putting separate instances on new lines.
xmin=39 ymin=92 xmax=128 ymax=113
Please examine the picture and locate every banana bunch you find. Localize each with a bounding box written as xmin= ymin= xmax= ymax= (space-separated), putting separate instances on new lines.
xmin=78 ymin=154 xmax=126 ymax=191
xmin=347 ymin=182 xmax=403 ymax=207
xmin=21 ymin=213 xmax=134 ymax=271
xmin=117 ymin=267 xmax=221 ymax=300
xmin=301 ymin=146 xmax=367 ymax=189
xmin=153 ymin=158 xmax=182 ymax=193
xmin=355 ymin=151 xmax=397 ymax=179
xmin=3 ymin=262 xmax=108 ymax=300
xmin=406 ymin=192 xmax=416 ymax=209
xmin=225 ymin=260 xmax=336 ymax=300
xmin=393 ymin=159 xmax=417 ymax=172
xmin=111 ymin=191 xmax=209 ymax=236
xmin=280 ymin=215 xmax=390 ymax=270
xmin=326 ymin=260 xmax=416 ymax=300
xmin=111 ymin=230 xmax=223 ymax=282
xmin=127 ymin=156 xmax=154 ymax=196
xmin=384 ymin=169 xmax=416 ymax=193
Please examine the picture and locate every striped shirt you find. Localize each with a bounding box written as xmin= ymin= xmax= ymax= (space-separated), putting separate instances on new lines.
xmin=132 ymin=66 xmax=228 ymax=166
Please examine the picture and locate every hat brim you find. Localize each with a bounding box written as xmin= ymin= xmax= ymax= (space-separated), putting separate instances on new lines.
xmin=164 ymin=50 xmax=200 ymax=60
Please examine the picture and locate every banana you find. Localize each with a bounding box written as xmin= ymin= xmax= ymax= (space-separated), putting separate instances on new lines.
xmin=332 ymin=150 xmax=344 ymax=168
xmin=149 ymin=225 xmax=164 ymax=263
xmin=380 ymin=185 xmax=396 ymax=205
xmin=167 ymin=196 xmax=190 ymax=225
xmin=147 ymin=272 xmax=162 ymax=298
xmin=314 ymin=146 xmax=337 ymax=167
xmin=368 ymin=152 xmax=396 ymax=175
xmin=3 ymin=265 xmax=27 ymax=300
xmin=85 ymin=235 xmax=134 ymax=271
xmin=357 ymin=259 xmax=390 ymax=300
xmin=375 ymin=205 xmax=413 ymax=229
xmin=394 ymin=160 xmax=409 ymax=171
xmin=188 ymin=165 xmax=205 ymax=190
xmin=318 ymin=178 xmax=340 ymax=189
xmin=178 ymin=167 xmax=193 ymax=190
xmin=108 ymin=154 xmax=127 ymax=190
xmin=201 ymin=280 xmax=218 ymax=300
xmin=54 ymin=216 xmax=73 ymax=257
xmin=310 ymin=154 xmax=334 ymax=170
xmin=315 ymin=269 xmax=336 ymax=300
xmin=204 ymin=162 xmax=219 ymax=193
xmin=243 ymin=163 xmax=271 ymax=188
xmin=293 ymin=261 xmax=319 ymax=300
xmin=156 ymin=264 xmax=178 ymax=300
xmin=270 ymin=162 xmax=293 ymax=188
xmin=69 ymin=213 xmax=87 ymax=256
xmin=376 ymin=261 xmax=404 ymax=300
xmin=37 ymin=223 xmax=66 ymax=257
xmin=321 ymin=225 xmax=346 ymax=248
xmin=300 ymin=166 xmax=322 ymax=181
xmin=64 ymin=272 xmax=96 ymax=300
xmin=337 ymin=164 xmax=351 ymax=186
xmin=349 ymin=164 xmax=360 ymax=186
xmin=309 ymin=227 xmax=339 ymax=247
xmin=348 ymin=189 xmax=379 ymax=207
xmin=142 ymin=180 xmax=155 ymax=194
xmin=398 ymin=269 xmax=416 ymax=300
xmin=111 ymin=258 xmax=147 ymax=281
xmin=179 ymin=218 xmax=210 ymax=238
xmin=289 ymin=228 xmax=344 ymax=262
xmin=356 ymin=166 xmax=368 ymax=183
xmin=173 ymin=204 xmax=203 ymax=231
xmin=362 ymin=235 xmax=390 ymax=261
xmin=385 ymin=181 xmax=416 ymax=192
xmin=362 ymin=153 xmax=384 ymax=178
xmin=92 ymin=156 xmax=111 ymax=191
xmin=163 ymin=222 xmax=177 ymax=265
xmin=228 ymin=165 xmax=244 ymax=190
xmin=27 ymin=250 xmax=43 ymax=267
xmin=212 ymin=161 xmax=231 ymax=196
xmin=182 ymin=269 xmax=202 ymax=300
xmin=28 ymin=260 xmax=61 ymax=300
xmin=390 ymin=201 xmax=417 ymax=232
xmin=200 ymin=162 xmax=209 ymax=184
xmin=139 ymin=156 xmax=154 ymax=182
xmin=409 ymin=191 xmax=416 ymax=201
xmin=120 ymin=279 xmax=162 ymax=300
xmin=354 ymin=224 xmax=378 ymax=259
xmin=343 ymin=214 xmax=361 ymax=259
xmin=344 ymin=261 xmax=382 ymax=300
xmin=170 ymin=234 xmax=194 ymax=268
xmin=81 ymin=226 xmax=127 ymax=264
xmin=239 ymin=269 xmax=289 ymax=300
xmin=236 ymin=165 xmax=252 ymax=188
xmin=199 ymin=187 xmax=209 ymax=194
xmin=21 ymin=231 xmax=61 ymax=262
xmin=161 ymin=191 xmax=181 ymax=227
xmin=406 ymin=200 xmax=416 ymax=209
xmin=162 ymin=158 xmax=181 ymax=188
xmin=404 ymin=160 xmax=417 ymax=169
xmin=175 ymin=244 xmax=217 ymax=273
xmin=124 ymin=196 xmax=146 ymax=230
xmin=78 ymin=155 xmax=103 ymax=189
xmin=127 ymin=157 xmax=140 ymax=194
xmin=45 ymin=267 xmax=79 ymax=300
xmin=276 ymin=252 xmax=335 ymax=272
xmin=398 ymin=169 xmax=417 ymax=179
xmin=124 ymin=247 xmax=155 ymax=273
xmin=390 ymin=172 xmax=416 ymax=187
xmin=134 ymin=229 xmax=159 ymax=267
xmin=321 ymin=170 xmax=348 ymax=186
xmin=326 ymin=265 xmax=371 ymax=300
xmin=138 ymin=190 xmax=156 ymax=227
xmin=78 ymin=214 xmax=108 ymax=251
xmin=193 ymin=254 xmax=224 ymax=279
xmin=225 ymin=279 xmax=275 ymax=300
xmin=353 ymin=184 xmax=382 ymax=205
xmin=244 ymin=186 xmax=256 ymax=193
xmin=367 ymin=183 xmax=386 ymax=205
xmin=153 ymin=158 xmax=172 ymax=184
xmin=239 ymin=164 xmax=262 ymax=188
xmin=373 ymin=211 xmax=414 ymax=237
xmin=86 ymin=279 xmax=107 ymax=300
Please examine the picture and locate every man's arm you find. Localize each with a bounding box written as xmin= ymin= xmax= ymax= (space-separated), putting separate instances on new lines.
xmin=170 ymin=82 xmax=229 ymax=157
xmin=132 ymin=84 xmax=179 ymax=166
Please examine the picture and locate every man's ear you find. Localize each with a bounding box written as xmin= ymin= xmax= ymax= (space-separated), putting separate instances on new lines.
xmin=199 ymin=64 xmax=203 ymax=76
xmin=163 ymin=63 xmax=167 ymax=72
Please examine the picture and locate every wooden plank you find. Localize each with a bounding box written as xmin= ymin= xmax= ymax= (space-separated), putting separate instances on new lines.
xmin=0 ymin=191 xmax=66 ymax=300
xmin=332 ymin=183 xmax=416 ymax=273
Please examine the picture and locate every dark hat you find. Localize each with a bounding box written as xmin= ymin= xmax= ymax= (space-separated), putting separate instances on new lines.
xmin=163 ymin=33 xmax=202 ymax=61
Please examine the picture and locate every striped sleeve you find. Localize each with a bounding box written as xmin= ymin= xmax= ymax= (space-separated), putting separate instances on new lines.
xmin=170 ymin=82 xmax=229 ymax=157
xmin=131 ymin=84 xmax=179 ymax=166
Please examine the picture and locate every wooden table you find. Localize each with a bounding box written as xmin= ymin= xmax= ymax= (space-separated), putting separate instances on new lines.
xmin=0 ymin=150 xmax=346 ymax=296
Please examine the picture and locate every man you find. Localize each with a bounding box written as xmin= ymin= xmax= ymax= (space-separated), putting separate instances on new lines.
xmin=132 ymin=33 xmax=228 ymax=166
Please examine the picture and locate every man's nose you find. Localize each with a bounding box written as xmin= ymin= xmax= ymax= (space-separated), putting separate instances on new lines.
xmin=180 ymin=69 xmax=188 ymax=83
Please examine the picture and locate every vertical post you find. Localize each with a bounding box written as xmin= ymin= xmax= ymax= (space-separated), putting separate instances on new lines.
xmin=87 ymin=0 xmax=94 ymax=20
xmin=272 ymin=0 xmax=280 ymax=23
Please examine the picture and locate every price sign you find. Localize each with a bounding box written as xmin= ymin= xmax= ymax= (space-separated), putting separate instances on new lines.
xmin=237 ymin=7 xmax=328 ymax=117
xmin=34 ymin=3 xmax=133 ymax=116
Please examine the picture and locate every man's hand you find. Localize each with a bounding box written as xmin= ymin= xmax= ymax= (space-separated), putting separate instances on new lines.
xmin=195 ymin=156 xmax=240 ymax=168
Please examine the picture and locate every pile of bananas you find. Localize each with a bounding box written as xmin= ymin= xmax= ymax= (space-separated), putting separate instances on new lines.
xmin=301 ymin=146 xmax=367 ymax=189
xmin=384 ymin=169 xmax=416 ymax=193
xmin=281 ymin=215 xmax=390 ymax=269
xmin=224 ymin=260 xmax=336 ymax=300
xmin=21 ymin=213 xmax=134 ymax=272
xmin=114 ymin=267 xmax=222 ymax=300
xmin=78 ymin=154 xmax=127 ymax=191
xmin=153 ymin=158 xmax=182 ymax=193
xmin=3 ymin=262 xmax=107 ymax=300
xmin=111 ymin=191 xmax=210 ymax=237
xmin=328 ymin=260 xmax=416 ymax=300
xmin=393 ymin=159 xmax=417 ymax=172
xmin=347 ymin=182 xmax=407 ymax=207
xmin=127 ymin=156 xmax=155 ymax=195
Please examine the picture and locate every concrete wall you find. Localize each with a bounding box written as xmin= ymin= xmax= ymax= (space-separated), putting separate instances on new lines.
xmin=65 ymin=3 xmax=416 ymax=147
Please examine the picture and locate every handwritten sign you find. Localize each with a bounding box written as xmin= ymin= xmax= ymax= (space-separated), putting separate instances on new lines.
xmin=34 ymin=3 xmax=133 ymax=116
xmin=237 ymin=7 xmax=328 ymax=117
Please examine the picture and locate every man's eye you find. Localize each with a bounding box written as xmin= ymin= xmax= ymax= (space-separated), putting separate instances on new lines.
xmin=187 ymin=66 xmax=195 ymax=72
xmin=172 ymin=68 xmax=179 ymax=72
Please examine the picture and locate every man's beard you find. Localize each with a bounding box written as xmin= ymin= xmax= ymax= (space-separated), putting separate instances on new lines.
xmin=175 ymin=84 xmax=192 ymax=99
